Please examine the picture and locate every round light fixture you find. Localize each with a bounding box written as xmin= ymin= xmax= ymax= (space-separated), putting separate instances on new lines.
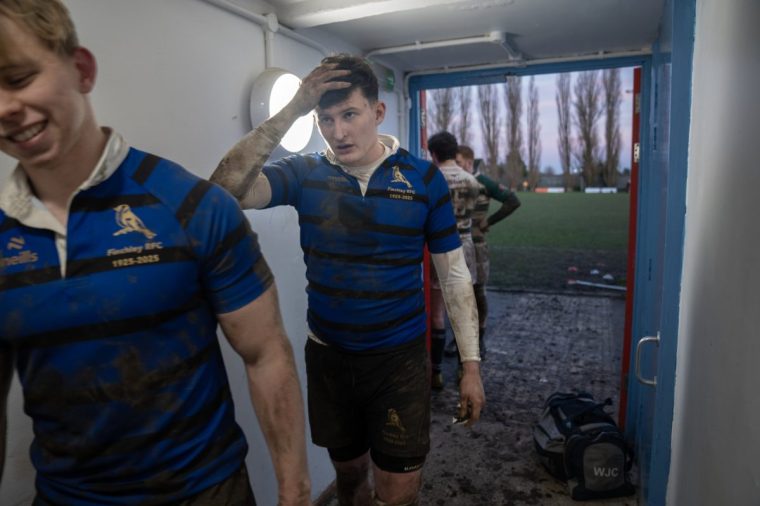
xmin=250 ymin=68 xmax=314 ymax=153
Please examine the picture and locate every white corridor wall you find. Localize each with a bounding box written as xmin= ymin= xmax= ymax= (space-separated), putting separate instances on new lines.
xmin=667 ymin=0 xmax=760 ymax=504
xmin=0 ymin=1 xmax=402 ymax=504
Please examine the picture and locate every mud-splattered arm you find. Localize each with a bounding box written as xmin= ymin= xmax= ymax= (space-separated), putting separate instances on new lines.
xmin=431 ymin=249 xmax=479 ymax=361
xmin=431 ymin=249 xmax=485 ymax=426
xmin=217 ymin=284 xmax=311 ymax=505
xmin=210 ymin=64 xmax=350 ymax=208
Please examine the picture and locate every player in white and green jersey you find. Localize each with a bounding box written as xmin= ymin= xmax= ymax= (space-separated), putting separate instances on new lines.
xmin=454 ymin=145 xmax=521 ymax=359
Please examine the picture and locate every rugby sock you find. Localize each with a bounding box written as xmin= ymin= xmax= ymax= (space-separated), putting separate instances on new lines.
xmin=474 ymin=283 xmax=488 ymax=328
xmin=430 ymin=328 xmax=446 ymax=372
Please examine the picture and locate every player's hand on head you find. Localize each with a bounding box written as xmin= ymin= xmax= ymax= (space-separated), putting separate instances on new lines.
xmin=290 ymin=63 xmax=351 ymax=116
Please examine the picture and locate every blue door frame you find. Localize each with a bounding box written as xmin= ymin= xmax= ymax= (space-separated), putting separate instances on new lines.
xmin=646 ymin=0 xmax=696 ymax=503
xmin=405 ymin=45 xmax=692 ymax=504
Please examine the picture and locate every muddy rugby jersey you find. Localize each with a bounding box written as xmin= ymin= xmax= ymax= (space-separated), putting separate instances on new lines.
xmin=0 ymin=140 xmax=272 ymax=505
xmin=263 ymin=146 xmax=460 ymax=351
xmin=437 ymin=161 xmax=480 ymax=236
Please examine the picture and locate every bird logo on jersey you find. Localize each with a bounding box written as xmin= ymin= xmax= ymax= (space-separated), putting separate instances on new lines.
xmin=390 ymin=165 xmax=413 ymax=189
xmin=113 ymin=204 xmax=156 ymax=240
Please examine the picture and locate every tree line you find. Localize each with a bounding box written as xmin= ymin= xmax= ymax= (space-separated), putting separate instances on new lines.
xmin=426 ymin=69 xmax=623 ymax=191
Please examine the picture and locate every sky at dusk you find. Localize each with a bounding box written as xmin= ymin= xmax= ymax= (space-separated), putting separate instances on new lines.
xmin=426 ymin=68 xmax=635 ymax=174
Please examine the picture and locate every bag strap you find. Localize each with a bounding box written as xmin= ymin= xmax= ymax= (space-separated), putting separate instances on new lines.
xmin=552 ymin=397 xmax=614 ymax=434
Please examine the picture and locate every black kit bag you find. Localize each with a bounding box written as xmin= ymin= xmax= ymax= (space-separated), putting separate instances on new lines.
xmin=533 ymin=391 xmax=635 ymax=500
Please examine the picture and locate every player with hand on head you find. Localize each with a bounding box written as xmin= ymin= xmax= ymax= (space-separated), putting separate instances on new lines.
xmin=211 ymin=54 xmax=485 ymax=506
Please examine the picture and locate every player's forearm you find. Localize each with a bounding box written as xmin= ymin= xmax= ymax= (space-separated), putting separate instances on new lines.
xmin=210 ymin=102 xmax=303 ymax=202
xmin=430 ymin=250 xmax=480 ymax=362
xmin=487 ymin=194 xmax=521 ymax=227
xmin=442 ymin=281 xmax=480 ymax=361
xmin=245 ymin=339 xmax=311 ymax=504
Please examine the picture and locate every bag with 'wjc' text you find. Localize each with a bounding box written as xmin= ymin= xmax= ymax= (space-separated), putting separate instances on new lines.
xmin=532 ymin=391 xmax=635 ymax=500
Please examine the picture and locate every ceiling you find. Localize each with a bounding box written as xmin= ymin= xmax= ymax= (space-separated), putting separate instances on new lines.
xmin=259 ymin=0 xmax=666 ymax=73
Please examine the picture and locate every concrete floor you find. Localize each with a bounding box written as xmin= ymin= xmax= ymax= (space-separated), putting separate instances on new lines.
xmin=319 ymin=289 xmax=638 ymax=506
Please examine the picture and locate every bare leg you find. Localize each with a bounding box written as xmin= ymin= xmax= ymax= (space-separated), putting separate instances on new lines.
xmin=333 ymin=453 xmax=373 ymax=506
xmin=372 ymin=464 xmax=422 ymax=505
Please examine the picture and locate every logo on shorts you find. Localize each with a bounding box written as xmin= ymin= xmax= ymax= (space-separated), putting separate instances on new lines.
xmin=390 ymin=166 xmax=413 ymax=190
xmin=385 ymin=408 xmax=406 ymax=433
xmin=113 ymin=204 xmax=156 ymax=240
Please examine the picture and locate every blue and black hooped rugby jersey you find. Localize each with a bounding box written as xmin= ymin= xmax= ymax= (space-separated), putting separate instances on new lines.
xmin=0 ymin=144 xmax=272 ymax=504
xmin=263 ymin=143 xmax=460 ymax=351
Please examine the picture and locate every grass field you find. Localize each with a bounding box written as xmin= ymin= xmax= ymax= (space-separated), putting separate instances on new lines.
xmin=484 ymin=192 xmax=630 ymax=291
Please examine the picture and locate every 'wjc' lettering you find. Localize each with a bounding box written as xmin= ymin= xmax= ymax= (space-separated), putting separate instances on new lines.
xmin=593 ymin=467 xmax=619 ymax=478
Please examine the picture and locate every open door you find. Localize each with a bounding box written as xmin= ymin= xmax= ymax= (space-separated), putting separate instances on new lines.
xmin=625 ymin=60 xmax=672 ymax=505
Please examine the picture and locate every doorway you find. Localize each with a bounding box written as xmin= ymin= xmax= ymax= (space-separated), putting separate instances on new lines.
xmin=408 ymin=56 xmax=663 ymax=504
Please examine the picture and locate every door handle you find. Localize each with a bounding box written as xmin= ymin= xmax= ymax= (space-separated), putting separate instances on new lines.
xmin=635 ymin=332 xmax=659 ymax=387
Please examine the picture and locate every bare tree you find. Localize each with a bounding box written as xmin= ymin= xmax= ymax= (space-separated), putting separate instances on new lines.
xmin=505 ymin=75 xmax=524 ymax=189
xmin=573 ymin=71 xmax=602 ymax=187
xmin=477 ymin=84 xmax=502 ymax=177
xmin=427 ymin=88 xmax=455 ymax=133
xmin=602 ymin=68 xmax=622 ymax=187
xmin=556 ymin=73 xmax=573 ymax=191
xmin=526 ymin=76 xmax=541 ymax=190
xmin=452 ymin=87 xmax=472 ymax=147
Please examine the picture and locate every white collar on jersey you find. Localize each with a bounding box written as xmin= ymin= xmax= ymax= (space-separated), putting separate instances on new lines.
xmin=0 ymin=129 xmax=129 ymax=234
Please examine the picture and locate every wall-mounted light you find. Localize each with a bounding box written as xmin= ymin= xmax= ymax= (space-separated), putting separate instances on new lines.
xmin=249 ymin=68 xmax=313 ymax=152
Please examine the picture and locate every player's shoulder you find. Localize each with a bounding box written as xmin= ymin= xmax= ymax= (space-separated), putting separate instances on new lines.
xmin=476 ymin=172 xmax=497 ymax=185
xmin=476 ymin=172 xmax=505 ymax=192
xmin=463 ymin=169 xmax=480 ymax=183
xmin=391 ymin=148 xmax=431 ymax=170
xmin=125 ymin=148 xmax=236 ymax=215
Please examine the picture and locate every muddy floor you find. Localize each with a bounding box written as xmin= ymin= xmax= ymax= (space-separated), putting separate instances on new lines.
xmin=423 ymin=290 xmax=636 ymax=506
xmin=319 ymin=289 xmax=637 ymax=506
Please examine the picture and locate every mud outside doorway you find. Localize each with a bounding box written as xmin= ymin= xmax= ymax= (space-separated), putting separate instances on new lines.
xmin=424 ymin=290 xmax=636 ymax=505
